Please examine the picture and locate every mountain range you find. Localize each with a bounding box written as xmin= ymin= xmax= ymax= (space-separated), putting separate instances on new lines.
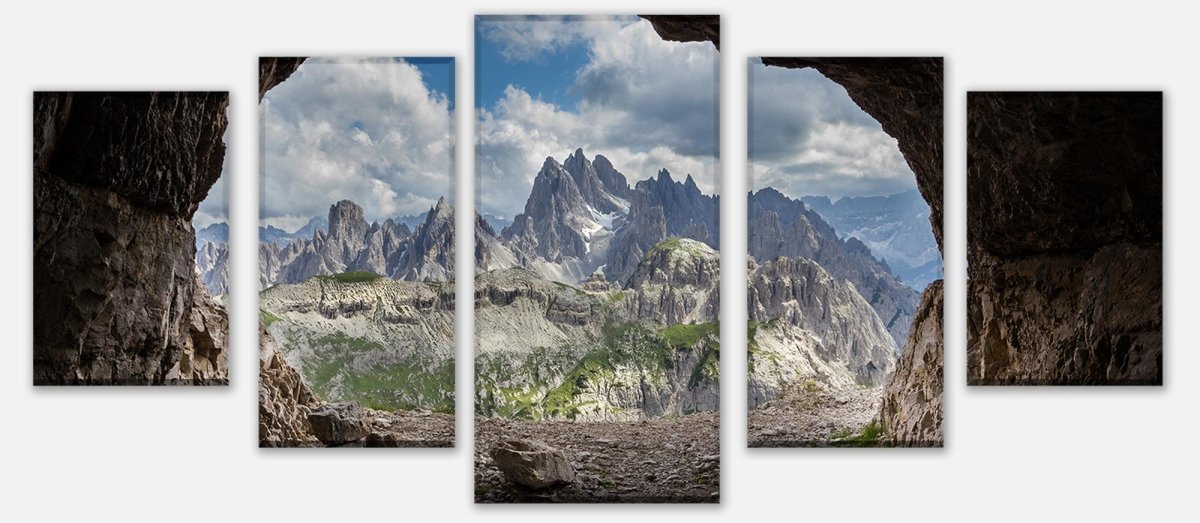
xmin=245 ymin=148 xmax=933 ymax=425
xmin=801 ymin=190 xmax=942 ymax=290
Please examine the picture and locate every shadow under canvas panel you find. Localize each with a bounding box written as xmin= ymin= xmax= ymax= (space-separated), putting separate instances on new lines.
xmin=33 ymin=91 xmax=231 ymax=386
xmin=966 ymin=91 xmax=1163 ymax=386
xmin=257 ymin=57 xmax=457 ymax=447
xmin=473 ymin=15 xmax=721 ymax=502
xmin=746 ymin=58 xmax=945 ymax=447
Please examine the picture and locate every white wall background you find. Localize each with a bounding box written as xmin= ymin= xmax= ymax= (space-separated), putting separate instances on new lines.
xmin=2 ymin=1 xmax=1193 ymax=521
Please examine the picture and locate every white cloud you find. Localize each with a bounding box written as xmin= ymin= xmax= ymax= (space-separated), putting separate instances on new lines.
xmin=477 ymin=18 xmax=719 ymax=216
xmin=749 ymin=60 xmax=917 ymax=200
xmin=478 ymin=15 xmax=638 ymax=62
xmin=261 ymin=57 xmax=453 ymax=228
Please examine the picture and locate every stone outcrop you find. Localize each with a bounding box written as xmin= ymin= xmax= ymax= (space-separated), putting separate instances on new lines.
xmin=308 ymin=403 xmax=370 ymax=446
xmin=879 ymin=280 xmax=943 ymax=446
xmin=33 ymin=92 xmax=230 ymax=385
xmin=748 ymin=256 xmax=898 ymax=403
xmin=625 ymin=238 xmax=720 ymax=324
xmin=967 ymin=92 xmax=1162 ymax=385
xmin=491 ymin=439 xmax=576 ymax=490
xmin=639 ymin=15 xmax=720 ymax=50
xmin=258 ymin=325 xmax=318 ymax=446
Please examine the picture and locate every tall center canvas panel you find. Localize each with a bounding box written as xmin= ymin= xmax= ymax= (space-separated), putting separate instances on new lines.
xmin=746 ymin=58 xmax=944 ymax=447
xmin=474 ymin=15 xmax=721 ymax=502
xmin=258 ymin=57 xmax=456 ymax=447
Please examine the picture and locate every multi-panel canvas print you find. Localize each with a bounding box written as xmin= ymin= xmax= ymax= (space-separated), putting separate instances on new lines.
xmin=473 ymin=15 xmax=722 ymax=502
xmin=257 ymin=57 xmax=457 ymax=447
xmin=746 ymin=58 xmax=944 ymax=447
xmin=966 ymin=91 xmax=1163 ymax=386
xmin=34 ymin=91 xmax=231 ymax=385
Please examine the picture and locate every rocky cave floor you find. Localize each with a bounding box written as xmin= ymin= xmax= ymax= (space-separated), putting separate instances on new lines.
xmin=748 ymin=386 xmax=882 ymax=447
xmin=360 ymin=409 xmax=455 ymax=447
xmin=474 ymin=412 xmax=720 ymax=503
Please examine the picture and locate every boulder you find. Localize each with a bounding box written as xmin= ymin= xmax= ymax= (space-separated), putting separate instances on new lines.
xmin=491 ymin=439 xmax=576 ymax=489
xmin=307 ymin=403 xmax=369 ymax=446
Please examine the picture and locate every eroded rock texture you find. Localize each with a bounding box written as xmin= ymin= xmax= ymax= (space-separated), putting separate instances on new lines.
xmin=639 ymin=15 xmax=720 ymax=50
xmin=259 ymin=325 xmax=318 ymax=446
xmin=879 ymin=280 xmax=943 ymax=446
xmin=33 ymin=92 xmax=230 ymax=385
xmin=967 ymin=92 xmax=1162 ymax=385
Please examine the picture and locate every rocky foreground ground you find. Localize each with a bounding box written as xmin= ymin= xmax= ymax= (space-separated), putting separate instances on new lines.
xmin=475 ymin=412 xmax=719 ymax=503
xmin=748 ymin=386 xmax=882 ymax=447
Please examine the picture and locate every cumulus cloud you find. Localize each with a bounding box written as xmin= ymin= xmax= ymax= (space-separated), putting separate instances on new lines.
xmin=476 ymin=17 xmax=719 ymax=217
xmin=478 ymin=15 xmax=637 ymax=62
xmin=749 ymin=60 xmax=917 ymax=200
xmin=260 ymin=57 xmax=453 ymax=230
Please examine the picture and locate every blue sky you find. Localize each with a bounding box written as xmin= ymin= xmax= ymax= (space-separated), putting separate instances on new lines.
xmin=476 ymin=24 xmax=588 ymax=111
xmin=257 ymin=57 xmax=455 ymax=232
xmin=474 ymin=16 xmax=720 ymax=218
xmin=410 ymin=58 xmax=454 ymax=111
xmin=748 ymin=58 xmax=918 ymax=201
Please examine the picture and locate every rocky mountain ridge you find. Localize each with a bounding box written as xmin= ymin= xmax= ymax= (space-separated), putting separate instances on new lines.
xmin=749 ymin=187 xmax=919 ymax=347
xmin=801 ymin=190 xmax=942 ymax=290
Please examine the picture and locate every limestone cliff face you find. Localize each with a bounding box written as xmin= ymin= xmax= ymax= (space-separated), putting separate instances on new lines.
xmin=749 ymin=187 xmax=918 ymax=347
xmin=623 ymin=239 xmax=720 ymax=325
xmin=33 ymin=92 xmax=230 ymax=384
xmin=967 ymin=92 xmax=1162 ymax=385
xmin=747 ymin=256 xmax=898 ymax=407
xmin=879 ymin=280 xmax=943 ymax=446
xmin=475 ymin=240 xmax=720 ymax=422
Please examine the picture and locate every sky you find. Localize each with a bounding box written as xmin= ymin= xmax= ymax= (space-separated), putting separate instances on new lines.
xmin=476 ymin=15 xmax=719 ymax=218
xmin=258 ymin=57 xmax=454 ymax=232
xmin=748 ymin=58 xmax=918 ymax=201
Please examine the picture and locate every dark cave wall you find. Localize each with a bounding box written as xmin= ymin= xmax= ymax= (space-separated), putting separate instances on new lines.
xmin=260 ymin=57 xmax=306 ymax=100
xmin=640 ymin=15 xmax=720 ymax=50
xmin=33 ymin=92 xmax=230 ymax=384
xmin=760 ymin=58 xmax=944 ymax=444
xmin=967 ymin=92 xmax=1163 ymax=385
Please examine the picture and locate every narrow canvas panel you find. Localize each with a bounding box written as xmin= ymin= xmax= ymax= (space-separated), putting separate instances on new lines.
xmin=33 ymin=91 xmax=231 ymax=386
xmin=967 ymin=91 xmax=1163 ymax=386
xmin=746 ymin=58 xmax=944 ymax=447
xmin=257 ymin=57 xmax=456 ymax=447
xmin=473 ymin=15 xmax=721 ymax=502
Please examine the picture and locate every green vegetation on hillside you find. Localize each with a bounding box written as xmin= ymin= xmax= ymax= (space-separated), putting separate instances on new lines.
xmin=315 ymin=271 xmax=384 ymax=284
xmin=831 ymin=419 xmax=886 ymax=447
xmin=477 ymin=320 xmax=721 ymax=421
xmin=299 ymin=331 xmax=454 ymax=414
xmin=260 ymin=309 xmax=284 ymax=328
